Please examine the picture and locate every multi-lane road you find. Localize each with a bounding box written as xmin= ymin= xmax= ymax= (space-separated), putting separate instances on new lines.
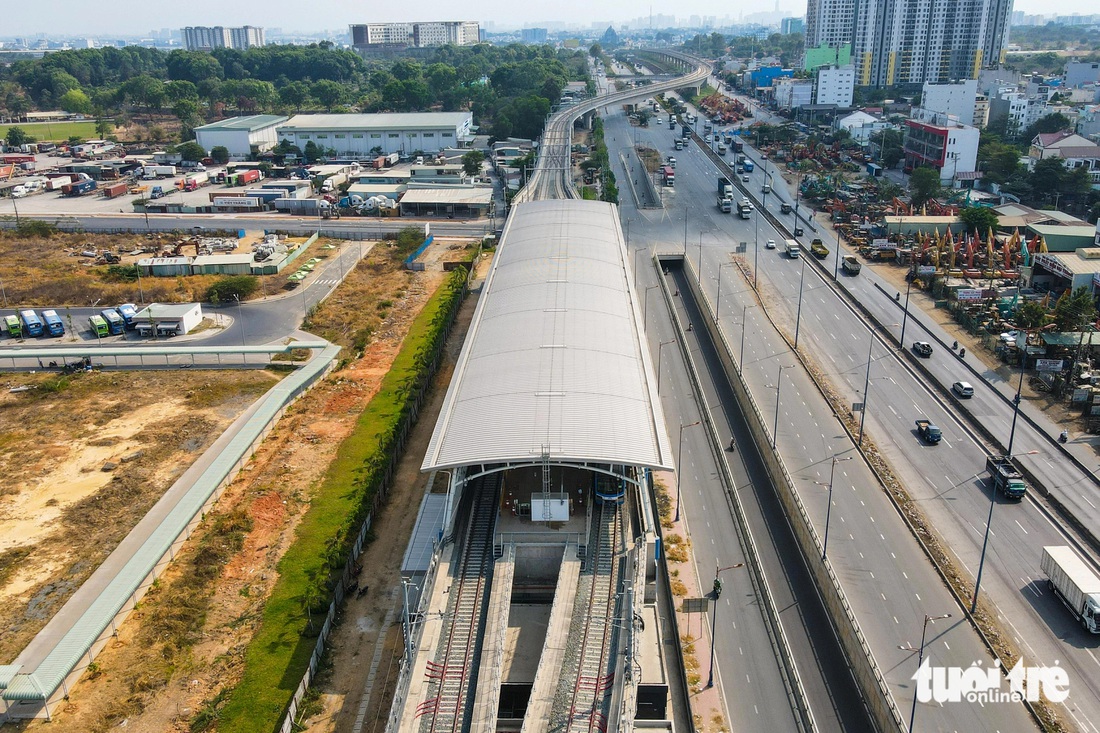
xmin=609 ymin=96 xmax=1061 ymax=730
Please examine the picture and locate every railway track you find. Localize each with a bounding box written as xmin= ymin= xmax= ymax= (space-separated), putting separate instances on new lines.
xmin=417 ymin=475 xmax=501 ymax=733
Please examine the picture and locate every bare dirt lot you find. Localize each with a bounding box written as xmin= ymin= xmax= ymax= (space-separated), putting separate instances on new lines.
xmin=0 ymin=369 xmax=281 ymax=663
xmin=13 ymin=242 xmax=481 ymax=733
xmin=0 ymin=229 xmax=319 ymax=307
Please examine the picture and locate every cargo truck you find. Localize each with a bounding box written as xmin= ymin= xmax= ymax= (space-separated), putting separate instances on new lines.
xmin=142 ymin=165 xmax=177 ymax=179
xmin=986 ymin=455 xmax=1027 ymax=500
xmin=732 ymin=140 xmax=744 ymax=153
xmin=100 ymin=308 xmax=125 ymax=335
xmin=1041 ymin=546 xmax=1100 ymax=633
xmin=116 ymin=303 xmax=138 ymax=329
xmin=782 ymin=239 xmax=802 ymax=258
xmin=89 ymin=314 xmax=109 ymax=338
xmin=717 ymin=196 xmax=732 ymax=213
xmin=915 ymin=419 xmax=941 ymax=444
xmin=19 ymin=309 xmax=44 ymax=337
xmin=62 ymin=179 xmax=97 ymax=197
xmin=841 ymin=255 xmax=862 ymax=275
xmin=229 ymin=168 xmax=261 ymax=187
xmin=4 ymin=314 xmax=22 ymax=338
xmin=661 ymin=166 xmax=675 ymax=186
xmin=737 ymin=202 xmax=752 ymax=219
xmin=717 ymin=176 xmax=733 ymax=198
xmin=41 ymin=309 xmax=65 ymax=337
xmin=182 ymin=172 xmax=209 ymax=191
xmin=682 ymin=125 xmax=691 ymax=139
xmin=810 ymin=239 xmax=829 ymax=259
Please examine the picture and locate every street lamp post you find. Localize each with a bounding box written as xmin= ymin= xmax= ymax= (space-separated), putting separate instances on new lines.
xmin=643 ymin=284 xmax=659 ymax=331
xmin=675 ymin=421 xmax=701 ymax=521
xmin=772 ymin=364 xmax=795 ymax=448
xmin=898 ymin=274 xmax=915 ymax=348
xmin=658 ymin=338 xmax=675 ymax=394
xmin=901 ymin=613 xmax=952 ymax=732
xmin=972 ymin=344 xmax=1028 ymax=613
xmin=706 ymin=561 xmax=745 ymax=688
xmin=698 ymin=231 xmax=706 ymax=277
xmin=233 ymin=294 xmax=246 ymax=349
xmin=11 ymin=193 xmax=20 ymax=227
xmin=817 ymin=456 xmax=853 ymax=560
xmin=858 ymin=333 xmax=875 ymax=446
xmin=794 ymin=257 xmax=807 ymax=349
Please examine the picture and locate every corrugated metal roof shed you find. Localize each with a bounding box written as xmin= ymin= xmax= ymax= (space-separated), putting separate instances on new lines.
xmin=421 ymin=200 xmax=673 ymax=472
xmin=399 ymin=187 xmax=493 ymax=205
xmin=194 ymin=114 xmax=288 ymax=132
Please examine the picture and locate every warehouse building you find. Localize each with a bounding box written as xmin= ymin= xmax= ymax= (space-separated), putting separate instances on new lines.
xmin=276 ymin=113 xmax=474 ymax=157
xmin=195 ymin=115 xmax=288 ymax=159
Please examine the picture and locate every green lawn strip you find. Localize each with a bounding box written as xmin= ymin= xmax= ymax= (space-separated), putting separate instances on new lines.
xmin=0 ymin=121 xmax=110 ymax=142
xmin=216 ymin=267 xmax=468 ymax=732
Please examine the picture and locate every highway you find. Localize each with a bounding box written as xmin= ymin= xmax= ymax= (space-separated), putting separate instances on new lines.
xmin=706 ymin=104 xmax=1100 ymax=732
xmin=611 ymin=102 xmax=1038 ymax=730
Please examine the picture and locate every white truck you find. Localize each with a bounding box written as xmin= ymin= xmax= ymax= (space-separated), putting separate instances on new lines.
xmin=717 ymin=196 xmax=732 ymax=213
xmin=781 ymin=239 xmax=801 ymax=259
xmin=143 ymin=165 xmax=177 ymax=179
xmin=1041 ymin=546 xmax=1100 ymax=633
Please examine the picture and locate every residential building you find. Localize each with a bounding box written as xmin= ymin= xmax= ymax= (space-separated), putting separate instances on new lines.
xmin=1066 ymin=62 xmax=1100 ymax=89
xmin=1028 ymin=130 xmax=1100 ymax=185
xmin=973 ymin=94 xmax=990 ymax=128
xmin=276 ymin=113 xmax=474 ymax=157
xmin=835 ymin=110 xmax=893 ymax=141
xmin=988 ymin=91 xmax=1050 ymax=137
xmin=780 ymin=17 xmax=805 ymax=35
xmin=194 ymin=115 xmax=288 ymax=159
xmin=850 ymin=0 xmax=1012 ymax=87
xmin=804 ymin=43 xmax=852 ymax=72
xmin=903 ymin=108 xmax=980 ymax=182
xmin=805 ymin=0 xmax=856 ymax=50
xmin=815 ymin=65 xmax=855 ymax=106
xmin=920 ymin=80 xmax=978 ymax=125
xmin=349 ymin=21 xmax=480 ymax=49
xmin=1078 ymin=105 xmax=1100 ymax=142
xmin=774 ymin=78 xmax=814 ymax=110
xmin=747 ymin=65 xmax=793 ymax=91
xmin=521 ymin=28 xmax=548 ymax=44
xmin=181 ymin=26 xmax=264 ymax=51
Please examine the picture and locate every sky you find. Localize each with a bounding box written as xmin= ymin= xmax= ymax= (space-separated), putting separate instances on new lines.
xmin=1 ymin=0 xmax=1093 ymax=37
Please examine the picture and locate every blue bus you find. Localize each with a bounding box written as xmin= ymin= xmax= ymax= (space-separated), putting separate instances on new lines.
xmin=100 ymin=309 xmax=125 ymax=335
xmin=743 ymin=159 xmax=755 ymax=173
xmin=19 ymin=309 xmax=43 ymax=337
xmin=116 ymin=303 xmax=138 ymax=329
xmin=41 ymin=309 xmax=65 ymax=337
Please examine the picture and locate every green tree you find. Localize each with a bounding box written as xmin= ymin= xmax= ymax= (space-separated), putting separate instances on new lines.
xmin=311 ymin=79 xmax=345 ymax=110
xmin=977 ymin=139 xmax=1022 ymax=183
xmin=5 ymin=126 xmax=29 ymax=147
xmin=210 ymin=146 xmax=230 ymax=164
xmin=58 ymin=88 xmax=92 ymax=115
xmin=908 ymin=167 xmax=941 ymax=209
xmin=164 ymin=80 xmax=199 ymax=103
xmin=1030 ymin=158 xmax=1066 ymax=203
xmin=589 ymin=43 xmax=603 ymax=58
xmin=462 ymin=149 xmax=485 ymax=176
xmin=1014 ymin=301 xmax=1048 ymax=330
xmin=303 ymin=140 xmax=321 ymax=163
xmin=172 ymin=98 xmax=200 ymax=125
xmin=1020 ymin=112 xmax=1073 ymax=143
xmin=279 ymin=81 xmax=311 ymax=112
xmin=1053 ymin=287 xmax=1097 ymax=332
xmin=176 ymin=140 xmax=206 ymax=162
xmin=120 ymin=74 xmax=166 ymax=111
xmin=958 ymin=206 xmax=999 ymax=236
xmin=205 ymin=275 xmax=258 ymax=302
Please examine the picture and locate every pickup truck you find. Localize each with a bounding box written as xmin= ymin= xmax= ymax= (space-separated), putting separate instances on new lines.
xmin=986 ymin=455 xmax=1027 ymax=499
xmin=810 ymin=240 xmax=829 ymax=259
xmin=841 ymin=255 xmax=862 ymax=274
xmin=915 ymin=419 xmax=942 ymax=444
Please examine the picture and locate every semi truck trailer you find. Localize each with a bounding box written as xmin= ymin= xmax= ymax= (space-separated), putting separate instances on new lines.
xmin=1041 ymin=546 xmax=1100 ymax=633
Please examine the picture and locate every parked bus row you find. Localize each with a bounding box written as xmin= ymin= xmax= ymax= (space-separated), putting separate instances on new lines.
xmin=3 ymin=304 xmax=139 ymax=340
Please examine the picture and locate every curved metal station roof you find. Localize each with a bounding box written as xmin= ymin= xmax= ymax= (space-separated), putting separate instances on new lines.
xmin=422 ymin=200 xmax=672 ymax=472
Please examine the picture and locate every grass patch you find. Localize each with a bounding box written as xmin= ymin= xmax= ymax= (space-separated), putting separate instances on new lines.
xmin=217 ymin=267 xmax=468 ymax=732
xmin=0 ymin=120 xmax=109 ymax=142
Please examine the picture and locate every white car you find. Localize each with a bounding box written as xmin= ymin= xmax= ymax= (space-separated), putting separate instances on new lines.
xmin=765 ymin=239 xmax=776 ymax=249
xmin=952 ymin=381 xmax=974 ymax=398
xmin=999 ymin=330 xmax=1019 ymax=344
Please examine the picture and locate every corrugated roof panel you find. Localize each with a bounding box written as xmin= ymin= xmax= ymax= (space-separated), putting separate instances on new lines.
xmin=422 ymin=200 xmax=672 ymax=472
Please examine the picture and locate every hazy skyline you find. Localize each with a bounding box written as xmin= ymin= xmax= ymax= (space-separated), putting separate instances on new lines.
xmin=0 ymin=0 xmax=1092 ymax=36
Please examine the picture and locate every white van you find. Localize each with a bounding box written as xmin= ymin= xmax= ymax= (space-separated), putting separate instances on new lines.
xmin=782 ymin=239 xmax=801 ymax=258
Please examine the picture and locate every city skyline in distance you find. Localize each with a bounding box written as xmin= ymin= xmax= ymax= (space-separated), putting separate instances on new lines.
xmin=0 ymin=0 xmax=1093 ymax=36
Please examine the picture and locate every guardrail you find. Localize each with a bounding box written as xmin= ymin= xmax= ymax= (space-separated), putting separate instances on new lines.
xmin=667 ymin=252 xmax=907 ymax=732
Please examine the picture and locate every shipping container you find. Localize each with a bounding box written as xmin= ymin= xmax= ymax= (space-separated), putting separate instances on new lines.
xmin=103 ymin=182 xmax=129 ymax=199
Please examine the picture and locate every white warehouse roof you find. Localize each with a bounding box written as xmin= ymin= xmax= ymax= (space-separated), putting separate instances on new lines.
xmin=279 ymin=112 xmax=471 ymax=131
xmin=422 ymin=200 xmax=673 ymax=472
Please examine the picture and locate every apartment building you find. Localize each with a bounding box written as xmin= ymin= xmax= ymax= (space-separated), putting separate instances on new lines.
xmin=349 ymin=21 xmax=480 ymax=49
xmin=181 ymin=26 xmax=264 ymax=51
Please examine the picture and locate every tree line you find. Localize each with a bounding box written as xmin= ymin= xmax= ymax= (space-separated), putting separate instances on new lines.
xmin=0 ymin=42 xmax=592 ymax=143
